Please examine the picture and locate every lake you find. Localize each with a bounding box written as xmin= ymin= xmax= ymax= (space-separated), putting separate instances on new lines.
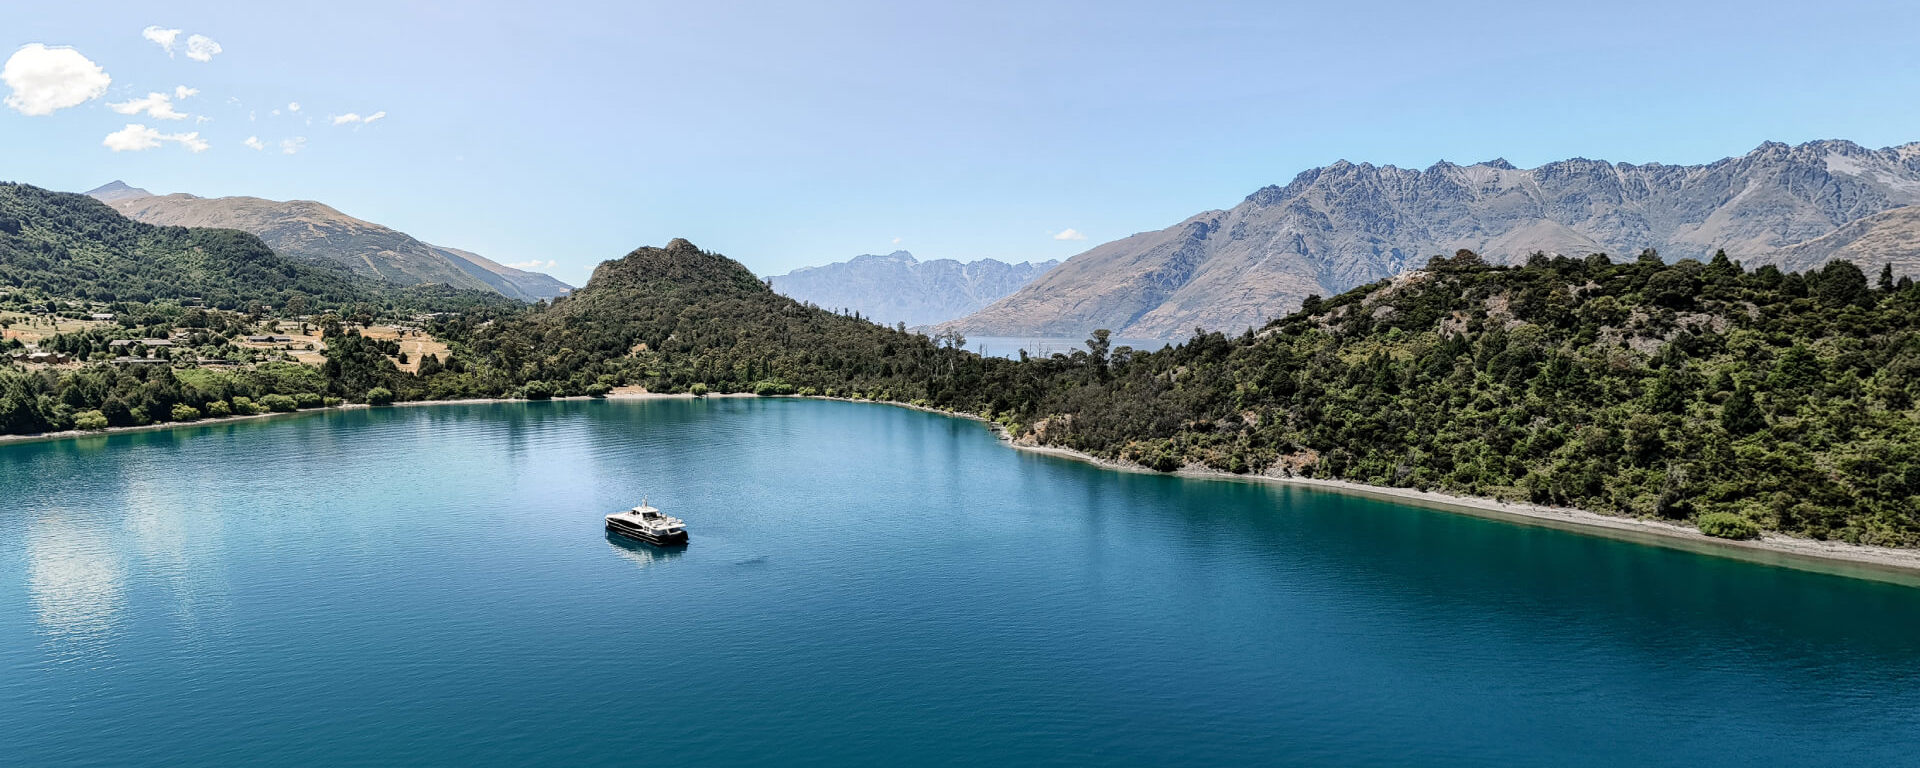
xmin=4 ymin=399 xmax=1920 ymax=766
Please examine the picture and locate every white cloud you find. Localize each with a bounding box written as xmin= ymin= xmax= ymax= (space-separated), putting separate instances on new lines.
xmin=1052 ymin=228 xmax=1087 ymax=241
xmin=102 ymin=123 xmax=208 ymax=153
xmin=279 ymin=137 xmax=305 ymax=154
xmin=142 ymin=26 xmax=181 ymax=56
xmin=331 ymin=110 xmax=387 ymax=126
xmin=108 ymin=91 xmax=188 ymax=120
xmin=243 ymin=135 xmax=264 ymax=150
xmin=184 ymin=34 xmax=221 ymax=62
xmin=2 ymin=44 xmax=111 ymax=116
xmin=504 ymin=260 xmax=558 ymax=270
xmin=286 ymin=101 xmax=299 ymax=112
xmin=174 ymin=85 xmax=197 ymax=99
xmin=891 ymin=237 xmax=903 ymax=245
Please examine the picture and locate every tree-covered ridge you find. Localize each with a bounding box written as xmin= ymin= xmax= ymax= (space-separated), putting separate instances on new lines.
xmin=0 ymin=183 xmax=512 ymax=314
xmin=444 ymin=238 xmax=1018 ymax=401
xmin=1025 ymin=250 xmax=1920 ymax=545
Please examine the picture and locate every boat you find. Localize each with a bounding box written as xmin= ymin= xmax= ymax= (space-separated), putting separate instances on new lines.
xmin=605 ymin=499 xmax=689 ymax=546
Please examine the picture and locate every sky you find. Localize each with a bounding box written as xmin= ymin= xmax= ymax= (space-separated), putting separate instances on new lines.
xmin=3 ymin=0 xmax=1918 ymax=286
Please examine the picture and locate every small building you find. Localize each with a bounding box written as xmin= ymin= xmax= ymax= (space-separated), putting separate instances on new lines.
xmin=27 ymin=352 xmax=65 ymax=364
xmin=111 ymin=357 xmax=168 ymax=366
xmin=90 ymin=313 xmax=116 ymax=321
xmin=244 ymin=335 xmax=293 ymax=343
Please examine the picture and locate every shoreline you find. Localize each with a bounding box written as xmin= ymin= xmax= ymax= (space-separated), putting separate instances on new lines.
xmin=969 ymin=418 xmax=1920 ymax=586
xmin=0 ymin=390 xmax=761 ymax=445
xmin=7 ymin=392 xmax=1920 ymax=584
xmin=0 ymin=404 xmax=371 ymax=446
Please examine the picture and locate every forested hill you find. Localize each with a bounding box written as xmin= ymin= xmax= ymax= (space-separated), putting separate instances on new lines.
xmin=449 ymin=238 xmax=1017 ymax=400
xmin=0 ymin=183 xmax=507 ymax=312
xmin=1017 ymin=250 xmax=1920 ymax=546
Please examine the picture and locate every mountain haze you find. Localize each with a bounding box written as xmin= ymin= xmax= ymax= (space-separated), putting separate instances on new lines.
xmin=83 ymin=180 xmax=153 ymax=202
xmin=767 ymin=251 xmax=1058 ymax=327
xmin=948 ymin=140 xmax=1920 ymax=337
xmin=86 ymin=184 xmax=572 ymax=302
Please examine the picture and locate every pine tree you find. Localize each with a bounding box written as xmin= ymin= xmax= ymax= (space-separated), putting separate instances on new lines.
xmin=1721 ymin=384 xmax=1764 ymax=436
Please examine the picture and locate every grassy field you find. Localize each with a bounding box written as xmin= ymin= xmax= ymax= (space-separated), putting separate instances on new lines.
xmin=0 ymin=312 xmax=111 ymax=345
xmin=362 ymin=325 xmax=450 ymax=374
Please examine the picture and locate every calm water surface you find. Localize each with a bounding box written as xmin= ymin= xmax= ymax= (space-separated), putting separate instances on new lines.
xmin=3 ymin=399 xmax=1919 ymax=766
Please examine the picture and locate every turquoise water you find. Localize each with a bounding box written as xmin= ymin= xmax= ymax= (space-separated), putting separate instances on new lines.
xmin=4 ymin=399 xmax=1920 ymax=766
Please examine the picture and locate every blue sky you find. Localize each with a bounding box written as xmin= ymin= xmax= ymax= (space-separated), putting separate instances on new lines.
xmin=3 ymin=1 xmax=1918 ymax=285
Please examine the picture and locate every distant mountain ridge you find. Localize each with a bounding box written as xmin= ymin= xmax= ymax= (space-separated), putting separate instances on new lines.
xmin=83 ymin=180 xmax=152 ymax=202
xmin=85 ymin=183 xmax=571 ymax=302
xmin=946 ymin=139 xmax=1920 ymax=337
xmin=768 ymin=250 xmax=1058 ymax=327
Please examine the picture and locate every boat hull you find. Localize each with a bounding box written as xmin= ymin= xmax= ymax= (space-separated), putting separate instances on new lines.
xmin=606 ymin=521 xmax=689 ymax=546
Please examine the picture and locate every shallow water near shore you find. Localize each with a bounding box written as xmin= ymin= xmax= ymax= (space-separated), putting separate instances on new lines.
xmin=4 ymin=398 xmax=1920 ymax=766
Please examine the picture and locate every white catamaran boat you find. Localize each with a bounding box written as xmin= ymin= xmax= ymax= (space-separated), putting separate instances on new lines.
xmin=605 ymin=499 xmax=689 ymax=546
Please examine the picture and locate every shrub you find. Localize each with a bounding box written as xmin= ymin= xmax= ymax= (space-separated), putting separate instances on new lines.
xmin=294 ymin=392 xmax=323 ymax=409
xmin=1697 ymin=512 xmax=1762 ymax=540
xmin=364 ymin=387 xmax=394 ymax=406
xmin=73 ymin=410 xmax=108 ymax=430
xmin=204 ymin=400 xmax=233 ymax=418
xmin=323 ymin=396 xmax=343 ymax=407
xmin=170 ymin=403 xmax=202 ymax=421
xmin=230 ymin=396 xmax=264 ymax=415
xmin=584 ymin=381 xmax=612 ymax=398
xmin=259 ymin=394 xmax=298 ymax=412
xmin=690 ymin=383 xmax=709 ymax=397
xmin=522 ymin=380 xmax=556 ymax=400
xmin=753 ymin=380 xmax=795 ymax=396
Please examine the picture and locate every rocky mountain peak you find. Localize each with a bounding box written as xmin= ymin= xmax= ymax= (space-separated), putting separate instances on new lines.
xmin=947 ymin=139 xmax=1920 ymax=338
xmin=848 ymin=250 xmax=919 ymax=265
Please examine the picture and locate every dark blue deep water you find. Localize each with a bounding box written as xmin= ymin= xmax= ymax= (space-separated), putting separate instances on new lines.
xmin=4 ymin=399 xmax=1920 ymax=766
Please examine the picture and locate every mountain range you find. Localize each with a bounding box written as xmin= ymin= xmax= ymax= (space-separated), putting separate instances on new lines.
xmin=944 ymin=139 xmax=1920 ymax=337
xmin=767 ymin=251 xmax=1057 ymax=327
xmin=85 ymin=182 xmax=572 ymax=302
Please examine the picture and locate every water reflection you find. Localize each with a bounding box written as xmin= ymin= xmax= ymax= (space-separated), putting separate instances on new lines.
xmin=25 ymin=511 xmax=126 ymax=656
xmin=604 ymin=532 xmax=687 ymax=569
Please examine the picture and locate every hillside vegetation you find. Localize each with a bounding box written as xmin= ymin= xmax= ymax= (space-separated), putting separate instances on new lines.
xmin=1017 ymin=250 xmax=1920 ymax=546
